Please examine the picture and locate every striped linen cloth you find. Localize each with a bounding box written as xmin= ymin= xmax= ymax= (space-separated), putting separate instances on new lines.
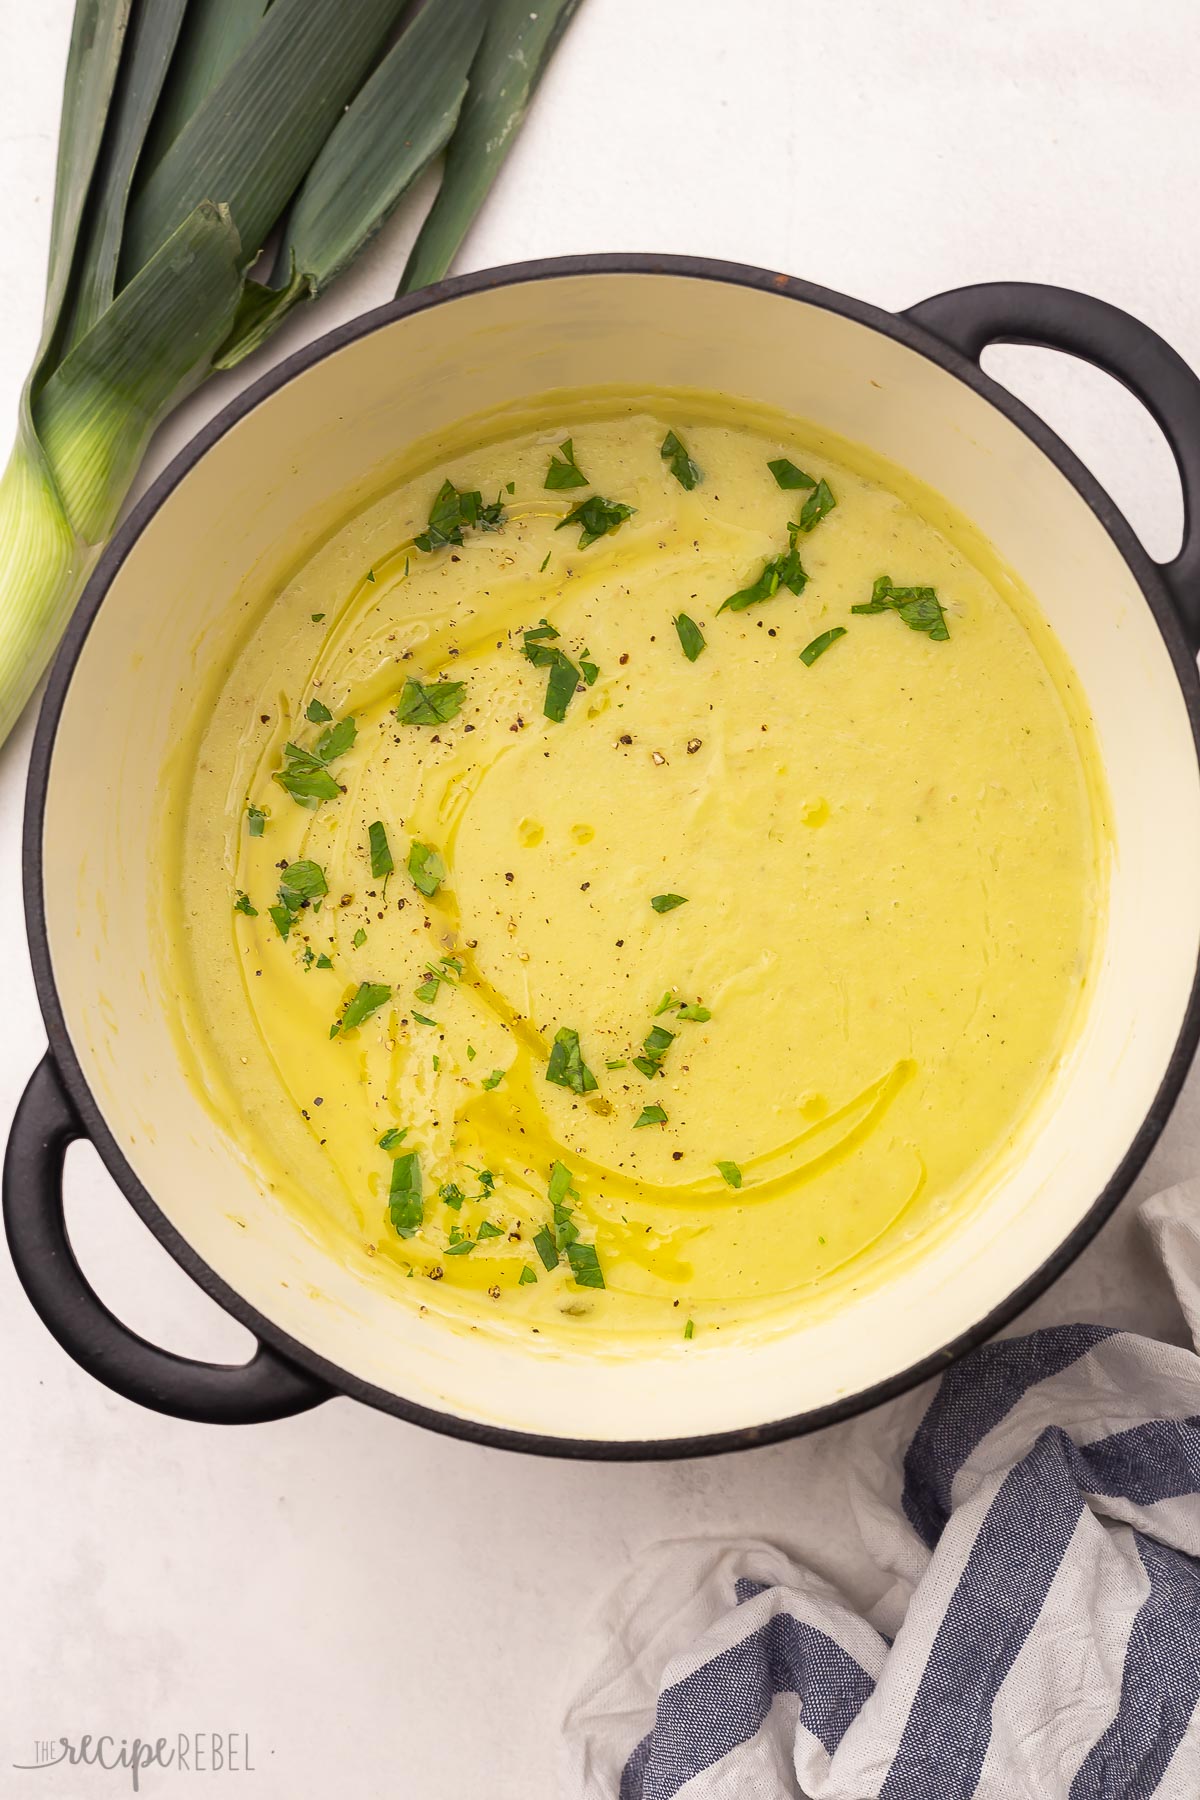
xmin=564 ymin=1185 xmax=1200 ymax=1799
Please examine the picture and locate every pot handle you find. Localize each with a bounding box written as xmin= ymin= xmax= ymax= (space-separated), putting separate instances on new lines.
xmin=4 ymin=1055 xmax=330 ymax=1424
xmin=905 ymin=281 xmax=1200 ymax=649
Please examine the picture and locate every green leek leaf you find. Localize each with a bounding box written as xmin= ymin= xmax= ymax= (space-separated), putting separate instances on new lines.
xmin=139 ymin=0 xmax=272 ymax=176
xmin=36 ymin=0 xmax=133 ymax=387
xmin=400 ymin=0 xmax=584 ymax=292
xmin=217 ymin=0 xmax=489 ymax=367
xmin=61 ymin=0 xmax=190 ymax=354
xmin=121 ymin=0 xmax=410 ymax=281
xmin=212 ymin=256 xmax=310 ymax=372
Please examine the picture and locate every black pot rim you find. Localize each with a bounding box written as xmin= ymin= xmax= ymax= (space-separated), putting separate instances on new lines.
xmin=23 ymin=252 xmax=1200 ymax=1460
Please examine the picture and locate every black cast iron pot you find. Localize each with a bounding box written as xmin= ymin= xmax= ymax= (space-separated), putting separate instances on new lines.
xmin=7 ymin=258 xmax=1200 ymax=1456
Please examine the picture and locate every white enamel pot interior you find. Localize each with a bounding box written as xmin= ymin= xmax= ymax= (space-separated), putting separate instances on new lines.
xmin=18 ymin=259 xmax=1200 ymax=1454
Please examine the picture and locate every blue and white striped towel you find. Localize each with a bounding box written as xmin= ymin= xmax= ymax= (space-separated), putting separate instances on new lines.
xmin=564 ymin=1185 xmax=1200 ymax=1799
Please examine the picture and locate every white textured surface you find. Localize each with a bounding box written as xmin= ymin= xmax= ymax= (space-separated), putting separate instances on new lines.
xmin=2 ymin=3 xmax=1199 ymax=1794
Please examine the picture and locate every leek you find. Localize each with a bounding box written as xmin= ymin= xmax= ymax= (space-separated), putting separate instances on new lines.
xmin=402 ymin=0 xmax=585 ymax=294
xmin=0 ymin=0 xmax=581 ymax=746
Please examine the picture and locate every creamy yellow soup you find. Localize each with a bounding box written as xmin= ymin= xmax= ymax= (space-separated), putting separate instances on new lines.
xmin=163 ymin=391 xmax=1106 ymax=1349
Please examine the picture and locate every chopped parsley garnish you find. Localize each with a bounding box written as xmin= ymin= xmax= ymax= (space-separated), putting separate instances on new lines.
xmin=768 ymin=457 xmax=816 ymax=490
xmin=684 ymin=1318 xmax=695 ymax=1340
xmin=396 ymin=677 xmax=467 ymax=726
xmin=412 ymin=1011 xmax=437 ymax=1028
xmin=800 ymin=626 xmax=847 ymax=667
xmin=635 ymin=1104 xmax=667 ymax=1128
xmin=352 ymin=927 xmax=367 ymax=948
xmin=673 ymin=612 xmax=705 ymax=662
xmin=482 ymin=1069 xmax=504 ymax=1090
xmin=852 ymin=575 xmax=950 ymax=641
xmin=544 ymin=652 xmax=581 ymax=721
xmin=274 ymin=715 xmax=356 ymax=805
xmin=378 ymin=1127 xmax=408 ymax=1150
xmin=233 ymin=890 xmax=257 ymax=916
xmin=544 ymin=438 xmax=589 ymax=490
xmin=274 ymin=749 xmax=340 ymax=804
xmin=606 ymin=1058 xmax=628 ymax=1070
xmin=332 ymin=981 xmax=391 ymax=1037
xmin=315 ymin=715 xmax=356 ymax=761
xmin=556 ymin=1210 xmax=580 ymax=1252
xmin=368 ymin=819 xmax=394 ymax=880
xmin=387 ymin=1151 xmax=422 ymax=1238
xmin=546 ymin=1027 xmax=598 ymax=1094
xmin=519 ymin=1265 xmax=538 ymax=1285
xmin=316 ymin=953 xmax=333 ymax=969
xmin=415 ymin=955 xmax=461 ymax=1006
xmin=556 ymin=494 xmax=635 ymax=549
xmin=797 ymin=478 xmax=837 ymax=533
xmin=566 ymin=1242 xmax=605 ymax=1289
xmin=633 ymin=1024 xmax=674 ymax=1080
xmin=414 ymin=478 xmax=505 ymax=552
xmin=520 ymin=620 xmax=593 ymax=722
xmin=477 ymin=1220 xmax=504 ymax=1241
xmin=548 ymin=1160 xmax=576 ymax=1209
xmin=311 ymin=612 xmax=325 ymax=622
xmin=657 ymin=993 xmax=712 ymax=1023
xmin=246 ymin=802 xmax=266 ymax=837
xmin=661 ymin=430 xmax=702 ymax=490
xmin=716 ymin=1160 xmax=743 ymax=1189
xmin=305 ymin=697 xmax=333 ymax=723
xmin=440 ymin=1181 xmax=464 ymax=1209
xmin=366 ymin=569 xmax=376 ymax=583
xmin=539 ymin=551 xmax=552 ymax=573
xmin=529 ymin=1163 xmax=605 ymax=1287
xmin=279 ymin=859 xmax=328 ymax=908
xmin=268 ymin=858 xmax=328 ymax=939
xmin=719 ymin=525 xmax=807 ymax=613
xmin=445 ymin=1228 xmax=474 ymax=1255
xmin=407 ymin=841 xmax=445 ymax=897
xmin=651 ymin=893 xmax=687 ymax=913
